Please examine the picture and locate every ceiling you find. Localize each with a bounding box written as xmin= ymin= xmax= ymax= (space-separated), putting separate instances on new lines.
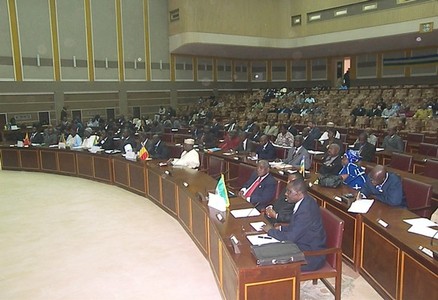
xmin=171 ymin=30 xmax=438 ymax=60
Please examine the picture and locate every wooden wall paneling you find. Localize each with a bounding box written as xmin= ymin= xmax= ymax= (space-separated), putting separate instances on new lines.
xmin=208 ymin=219 xmax=222 ymax=288
xmin=128 ymin=162 xmax=146 ymax=194
xmin=40 ymin=149 xmax=58 ymax=171
xmin=93 ymin=155 xmax=112 ymax=182
xmin=178 ymin=188 xmax=192 ymax=231
xmin=147 ymin=168 xmax=161 ymax=203
xmin=112 ymin=157 xmax=129 ymax=187
xmin=161 ymin=176 xmax=177 ymax=214
xmin=191 ymin=201 xmax=208 ymax=255
xmin=19 ymin=148 xmax=39 ymax=170
xmin=76 ymin=152 xmax=94 ymax=178
xmin=0 ymin=148 xmax=20 ymax=169
xmin=57 ymin=151 xmax=76 ymax=174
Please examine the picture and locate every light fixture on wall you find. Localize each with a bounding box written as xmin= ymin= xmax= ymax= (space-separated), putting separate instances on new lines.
xmin=134 ymin=59 xmax=137 ymax=70
xmin=105 ymin=57 xmax=109 ymax=69
xmin=36 ymin=54 xmax=41 ymax=67
xmin=159 ymin=60 xmax=163 ymax=70
xmin=73 ymin=56 xmax=77 ymax=68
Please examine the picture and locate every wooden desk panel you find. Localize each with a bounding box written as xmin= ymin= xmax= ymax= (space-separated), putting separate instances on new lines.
xmin=40 ymin=150 xmax=57 ymax=171
xmin=113 ymin=158 xmax=129 ymax=187
xmin=128 ymin=163 xmax=146 ymax=194
xmin=93 ymin=156 xmax=112 ymax=182
xmin=77 ymin=153 xmax=94 ymax=178
xmin=401 ymin=253 xmax=438 ymax=300
xmin=192 ymin=201 xmax=208 ymax=255
xmin=147 ymin=169 xmax=161 ymax=203
xmin=57 ymin=152 xmax=76 ymax=174
xmin=1 ymin=148 xmax=20 ymax=169
xmin=361 ymin=223 xmax=400 ymax=299
xmin=178 ymin=189 xmax=192 ymax=231
xmin=19 ymin=148 xmax=39 ymax=170
xmin=208 ymin=220 xmax=222 ymax=289
xmin=162 ymin=177 xmax=177 ymax=214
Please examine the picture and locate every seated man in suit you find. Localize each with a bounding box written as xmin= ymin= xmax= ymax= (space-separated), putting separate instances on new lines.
xmin=81 ymin=127 xmax=98 ymax=149
xmin=120 ymin=128 xmax=137 ymax=153
xmin=353 ymin=132 xmax=376 ymax=162
xmin=148 ymin=134 xmax=169 ymax=159
xmin=43 ymin=126 xmax=58 ymax=146
xmin=265 ymin=172 xmax=304 ymax=224
xmin=283 ymin=135 xmax=311 ymax=170
xmin=319 ymin=143 xmax=343 ymax=175
xmin=169 ymin=138 xmax=199 ymax=169
xmin=264 ymin=179 xmax=326 ymax=271
xmin=255 ymin=135 xmax=276 ymax=160
xmin=382 ymin=127 xmax=404 ymax=153
xmin=238 ymin=160 xmax=277 ymax=209
xmin=198 ymin=125 xmax=216 ymax=149
xmin=236 ymin=131 xmax=253 ymax=153
xmin=30 ymin=124 xmax=44 ymax=144
xmin=136 ymin=131 xmax=151 ymax=152
xmin=360 ymin=165 xmax=406 ymax=207
xmin=96 ymin=129 xmax=114 ymax=150
xmin=301 ymin=127 xmax=315 ymax=150
xmin=66 ymin=126 xmax=82 ymax=148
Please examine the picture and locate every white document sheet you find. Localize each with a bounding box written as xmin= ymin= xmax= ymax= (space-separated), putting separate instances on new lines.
xmin=250 ymin=221 xmax=266 ymax=232
xmin=408 ymin=226 xmax=438 ymax=238
xmin=347 ymin=199 xmax=374 ymax=214
xmin=308 ymin=150 xmax=325 ymax=155
xmin=404 ymin=218 xmax=437 ymax=228
xmin=230 ymin=208 xmax=260 ymax=218
xmin=247 ymin=234 xmax=280 ymax=246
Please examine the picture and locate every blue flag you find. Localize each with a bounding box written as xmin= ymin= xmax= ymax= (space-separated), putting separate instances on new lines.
xmin=215 ymin=174 xmax=230 ymax=207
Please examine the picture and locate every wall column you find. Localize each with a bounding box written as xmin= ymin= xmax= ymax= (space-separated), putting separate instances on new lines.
xmin=119 ymin=89 xmax=128 ymax=117
xmin=54 ymin=90 xmax=64 ymax=125
xmin=170 ymin=89 xmax=178 ymax=108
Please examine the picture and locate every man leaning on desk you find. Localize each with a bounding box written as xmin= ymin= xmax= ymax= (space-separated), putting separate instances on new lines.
xmin=360 ymin=165 xmax=406 ymax=207
xmin=263 ymin=178 xmax=326 ymax=271
xmin=238 ymin=160 xmax=276 ymax=209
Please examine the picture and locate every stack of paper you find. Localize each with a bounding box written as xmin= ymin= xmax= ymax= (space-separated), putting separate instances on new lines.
xmin=347 ymin=199 xmax=374 ymax=213
xmin=404 ymin=218 xmax=438 ymax=238
xmin=247 ymin=234 xmax=280 ymax=246
xmin=230 ymin=208 xmax=260 ymax=218
xmin=250 ymin=221 xmax=266 ymax=231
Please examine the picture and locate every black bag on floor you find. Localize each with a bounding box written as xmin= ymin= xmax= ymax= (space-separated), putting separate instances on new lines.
xmin=250 ymin=241 xmax=305 ymax=266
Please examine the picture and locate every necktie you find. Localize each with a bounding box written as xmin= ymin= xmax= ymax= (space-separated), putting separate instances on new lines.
xmin=245 ymin=177 xmax=262 ymax=198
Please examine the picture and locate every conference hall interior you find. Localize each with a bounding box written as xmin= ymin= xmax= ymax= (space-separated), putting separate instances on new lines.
xmin=0 ymin=0 xmax=437 ymax=299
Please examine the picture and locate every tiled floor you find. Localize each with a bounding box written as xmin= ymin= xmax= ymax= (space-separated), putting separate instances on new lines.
xmin=0 ymin=170 xmax=382 ymax=300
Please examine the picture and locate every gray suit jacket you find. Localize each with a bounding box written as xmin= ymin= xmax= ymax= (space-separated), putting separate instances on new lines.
xmin=283 ymin=146 xmax=311 ymax=170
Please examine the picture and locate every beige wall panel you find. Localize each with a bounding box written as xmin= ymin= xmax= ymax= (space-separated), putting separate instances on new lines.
xmin=234 ymin=60 xmax=248 ymax=82
xmin=16 ymin=0 xmax=53 ymax=80
xmin=411 ymin=48 xmax=438 ymax=76
xmin=168 ymin=0 xmax=291 ymax=38
xmin=357 ymin=54 xmax=377 ymax=79
xmin=64 ymin=101 xmax=119 ymax=110
xmin=382 ymin=51 xmax=405 ymax=77
xmin=91 ymin=0 xmax=118 ymax=80
xmin=311 ymin=58 xmax=327 ymax=80
xmin=217 ymin=59 xmax=232 ymax=82
xmin=251 ymin=61 xmax=267 ymax=82
xmin=127 ymin=91 xmax=171 ymax=100
xmin=64 ymin=92 xmax=119 ymax=102
xmin=175 ymin=55 xmax=193 ymax=81
xmin=272 ymin=60 xmax=287 ymax=81
xmin=0 ymin=0 xmax=14 ymax=79
xmin=57 ymin=0 xmax=88 ymax=80
xmin=149 ymin=0 xmax=170 ymax=80
xmin=81 ymin=109 xmax=107 ymax=119
xmin=291 ymin=60 xmax=306 ymax=81
xmin=197 ymin=57 xmax=213 ymax=82
xmin=127 ymin=99 xmax=171 ymax=106
xmin=122 ymin=0 xmax=146 ymax=81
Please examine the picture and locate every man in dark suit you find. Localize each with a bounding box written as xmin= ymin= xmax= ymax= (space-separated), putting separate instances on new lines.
xmin=353 ymin=132 xmax=376 ymax=162
xmin=265 ymin=172 xmax=304 ymax=224
xmin=30 ymin=124 xmax=44 ymax=144
xmin=382 ymin=127 xmax=404 ymax=153
xmin=264 ymin=179 xmax=326 ymax=271
xmin=236 ymin=131 xmax=253 ymax=153
xmin=319 ymin=143 xmax=343 ymax=175
xmin=238 ymin=160 xmax=277 ymax=209
xmin=136 ymin=131 xmax=151 ymax=152
xmin=148 ymin=134 xmax=169 ymax=159
xmin=307 ymin=121 xmax=322 ymax=142
xmin=283 ymin=135 xmax=311 ymax=170
xmin=360 ymin=165 xmax=406 ymax=207
xmin=302 ymin=127 xmax=315 ymax=150
xmin=210 ymin=118 xmax=222 ymax=138
xmin=96 ymin=129 xmax=114 ymax=150
xmin=120 ymin=128 xmax=137 ymax=153
xmin=255 ymin=135 xmax=276 ymax=160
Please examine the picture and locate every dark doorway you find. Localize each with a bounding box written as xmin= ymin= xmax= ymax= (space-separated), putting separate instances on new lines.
xmin=38 ymin=111 xmax=50 ymax=125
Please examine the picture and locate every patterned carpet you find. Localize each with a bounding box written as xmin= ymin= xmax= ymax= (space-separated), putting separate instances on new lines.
xmin=301 ymin=274 xmax=355 ymax=300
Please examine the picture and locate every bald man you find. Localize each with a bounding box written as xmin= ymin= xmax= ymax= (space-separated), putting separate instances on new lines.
xmin=319 ymin=143 xmax=343 ymax=176
xmin=255 ymin=135 xmax=276 ymax=160
xmin=360 ymin=165 xmax=406 ymax=207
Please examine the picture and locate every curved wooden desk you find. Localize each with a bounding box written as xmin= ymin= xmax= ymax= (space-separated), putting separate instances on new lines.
xmin=207 ymin=150 xmax=438 ymax=300
xmin=0 ymin=146 xmax=301 ymax=300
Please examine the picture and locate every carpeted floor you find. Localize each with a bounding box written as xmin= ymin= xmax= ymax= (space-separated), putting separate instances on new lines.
xmin=0 ymin=170 xmax=382 ymax=300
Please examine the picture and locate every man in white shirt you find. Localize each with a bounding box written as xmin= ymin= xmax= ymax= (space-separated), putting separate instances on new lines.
xmin=81 ymin=127 xmax=98 ymax=149
xmin=169 ymin=138 xmax=200 ymax=169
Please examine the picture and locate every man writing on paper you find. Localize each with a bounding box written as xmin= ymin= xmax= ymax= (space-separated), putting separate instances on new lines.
xmin=238 ymin=160 xmax=276 ymax=209
xmin=360 ymin=165 xmax=406 ymax=207
xmin=265 ymin=172 xmax=304 ymax=224
xmin=168 ymin=138 xmax=200 ymax=169
xmin=263 ymin=179 xmax=326 ymax=271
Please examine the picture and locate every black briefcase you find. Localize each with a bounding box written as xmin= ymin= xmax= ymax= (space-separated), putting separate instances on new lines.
xmin=250 ymin=241 xmax=306 ymax=266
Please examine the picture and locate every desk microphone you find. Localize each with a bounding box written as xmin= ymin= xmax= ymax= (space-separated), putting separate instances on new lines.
xmin=164 ymin=170 xmax=171 ymax=176
xmin=245 ymin=202 xmax=260 ymax=218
